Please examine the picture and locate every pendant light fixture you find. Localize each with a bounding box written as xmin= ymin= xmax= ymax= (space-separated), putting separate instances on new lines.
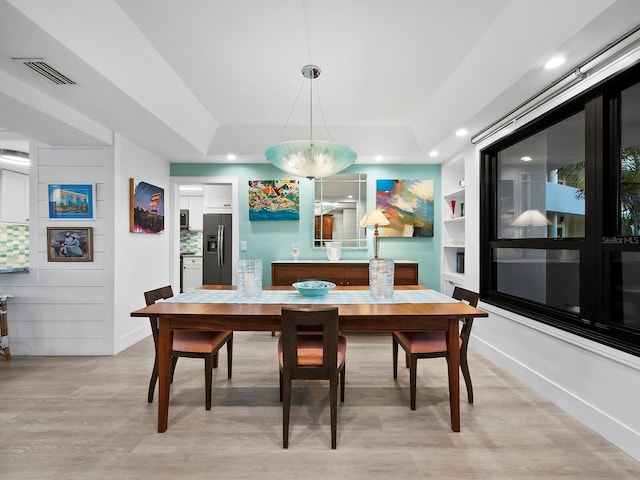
xmin=265 ymin=65 xmax=357 ymax=179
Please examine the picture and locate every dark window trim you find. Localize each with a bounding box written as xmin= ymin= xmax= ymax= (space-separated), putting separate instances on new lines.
xmin=480 ymin=63 xmax=640 ymax=357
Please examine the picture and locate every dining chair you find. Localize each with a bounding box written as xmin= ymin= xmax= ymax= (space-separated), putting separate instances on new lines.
xmin=392 ymin=286 xmax=479 ymax=410
xmin=278 ymin=307 xmax=346 ymax=449
xmin=144 ymin=286 xmax=233 ymax=410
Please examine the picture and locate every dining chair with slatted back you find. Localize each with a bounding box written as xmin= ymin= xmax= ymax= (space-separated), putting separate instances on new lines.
xmin=392 ymin=286 xmax=479 ymax=410
xmin=278 ymin=307 xmax=346 ymax=449
xmin=144 ymin=286 xmax=233 ymax=410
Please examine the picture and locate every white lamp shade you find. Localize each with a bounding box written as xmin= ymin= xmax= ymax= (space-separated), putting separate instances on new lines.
xmin=364 ymin=209 xmax=390 ymax=227
xmin=511 ymin=209 xmax=551 ymax=226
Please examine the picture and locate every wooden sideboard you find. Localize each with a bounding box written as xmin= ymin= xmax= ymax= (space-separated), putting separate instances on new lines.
xmin=271 ymin=260 xmax=419 ymax=286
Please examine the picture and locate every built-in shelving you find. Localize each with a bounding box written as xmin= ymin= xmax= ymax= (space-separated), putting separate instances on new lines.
xmin=441 ymin=156 xmax=466 ymax=295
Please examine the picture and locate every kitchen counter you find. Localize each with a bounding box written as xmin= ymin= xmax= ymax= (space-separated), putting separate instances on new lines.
xmin=181 ymin=255 xmax=203 ymax=293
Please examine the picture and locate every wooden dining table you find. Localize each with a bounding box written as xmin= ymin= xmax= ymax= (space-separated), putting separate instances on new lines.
xmin=130 ymin=285 xmax=487 ymax=433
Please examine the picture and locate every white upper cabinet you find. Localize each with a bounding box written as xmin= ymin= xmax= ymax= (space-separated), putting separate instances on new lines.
xmin=204 ymin=184 xmax=232 ymax=212
xmin=179 ymin=195 xmax=204 ymax=230
xmin=0 ymin=168 xmax=29 ymax=224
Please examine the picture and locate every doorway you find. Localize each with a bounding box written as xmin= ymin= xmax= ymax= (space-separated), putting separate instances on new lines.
xmin=170 ymin=177 xmax=239 ymax=292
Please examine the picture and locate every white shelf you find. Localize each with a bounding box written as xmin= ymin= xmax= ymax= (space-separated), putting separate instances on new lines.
xmin=443 ymin=186 xmax=465 ymax=200
xmin=442 ymin=271 xmax=465 ymax=282
xmin=441 ymin=156 xmax=466 ymax=292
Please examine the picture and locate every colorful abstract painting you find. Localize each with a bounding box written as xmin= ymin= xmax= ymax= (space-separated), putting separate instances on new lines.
xmin=248 ymin=179 xmax=299 ymax=220
xmin=129 ymin=179 xmax=165 ymax=234
xmin=376 ymin=179 xmax=434 ymax=237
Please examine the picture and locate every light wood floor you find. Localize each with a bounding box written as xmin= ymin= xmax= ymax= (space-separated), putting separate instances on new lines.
xmin=1 ymin=332 xmax=639 ymax=479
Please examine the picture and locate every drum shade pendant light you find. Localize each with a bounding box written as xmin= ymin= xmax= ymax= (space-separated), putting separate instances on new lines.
xmin=265 ymin=65 xmax=357 ymax=179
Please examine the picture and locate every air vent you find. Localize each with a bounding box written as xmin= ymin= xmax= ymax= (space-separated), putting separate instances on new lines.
xmin=12 ymin=58 xmax=76 ymax=85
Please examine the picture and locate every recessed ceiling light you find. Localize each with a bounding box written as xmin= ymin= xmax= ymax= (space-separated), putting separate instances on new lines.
xmin=455 ymin=128 xmax=468 ymax=137
xmin=428 ymin=150 xmax=439 ymax=158
xmin=521 ymin=156 xmax=533 ymax=162
xmin=227 ymin=153 xmax=236 ymax=160
xmin=544 ymin=56 xmax=566 ymax=69
xmin=375 ymin=155 xmax=383 ymax=161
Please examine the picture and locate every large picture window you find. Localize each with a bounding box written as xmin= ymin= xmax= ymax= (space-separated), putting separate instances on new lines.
xmin=481 ymin=64 xmax=640 ymax=356
xmin=497 ymin=111 xmax=586 ymax=241
xmin=619 ymin=81 xmax=640 ymax=236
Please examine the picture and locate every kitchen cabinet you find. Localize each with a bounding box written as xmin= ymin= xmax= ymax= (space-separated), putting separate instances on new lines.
xmin=179 ymin=196 xmax=204 ymax=230
xmin=0 ymin=169 xmax=29 ymax=224
xmin=182 ymin=256 xmax=203 ymax=292
xmin=204 ymin=184 xmax=232 ymax=213
xmin=271 ymin=260 xmax=418 ymax=286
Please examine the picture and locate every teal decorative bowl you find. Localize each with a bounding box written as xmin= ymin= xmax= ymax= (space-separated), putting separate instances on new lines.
xmin=292 ymin=280 xmax=336 ymax=297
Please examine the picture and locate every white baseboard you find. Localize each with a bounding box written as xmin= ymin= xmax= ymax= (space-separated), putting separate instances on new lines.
xmin=472 ymin=332 xmax=640 ymax=462
xmin=116 ymin=324 xmax=150 ymax=354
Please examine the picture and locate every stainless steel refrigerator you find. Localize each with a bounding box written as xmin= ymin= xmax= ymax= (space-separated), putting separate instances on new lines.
xmin=202 ymin=213 xmax=233 ymax=285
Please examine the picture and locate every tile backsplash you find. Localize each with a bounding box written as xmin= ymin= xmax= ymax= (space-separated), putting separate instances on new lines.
xmin=0 ymin=223 xmax=30 ymax=272
xmin=180 ymin=229 xmax=202 ymax=255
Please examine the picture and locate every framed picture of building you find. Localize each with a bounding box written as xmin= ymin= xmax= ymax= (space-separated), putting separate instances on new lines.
xmin=46 ymin=227 xmax=93 ymax=262
xmin=48 ymin=184 xmax=95 ymax=219
xmin=129 ymin=179 xmax=165 ymax=233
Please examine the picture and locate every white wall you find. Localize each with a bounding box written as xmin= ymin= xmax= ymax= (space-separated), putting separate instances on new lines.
xmin=5 ymin=142 xmax=114 ymax=355
xmin=113 ymin=134 xmax=170 ymax=354
xmin=458 ymin=143 xmax=640 ymax=462
xmin=472 ymin=305 xmax=640 ymax=462
xmin=3 ymin=135 xmax=170 ymax=355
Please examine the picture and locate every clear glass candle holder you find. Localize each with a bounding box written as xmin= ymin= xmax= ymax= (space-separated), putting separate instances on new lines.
xmin=237 ymin=259 xmax=262 ymax=298
xmin=369 ymin=258 xmax=394 ymax=299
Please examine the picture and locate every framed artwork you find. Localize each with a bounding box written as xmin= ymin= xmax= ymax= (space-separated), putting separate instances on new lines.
xmin=48 ymin=184 xmax=95 ymax=219
xmin=129 ymin=179 xmax=165 ymax=234
xmin=376 ymin=179 xmax=434 ymax=237
xmin=47 ymin=227 xmax=93 ymax=262
xmin=248 ymin=179 xmax=299 ymax=220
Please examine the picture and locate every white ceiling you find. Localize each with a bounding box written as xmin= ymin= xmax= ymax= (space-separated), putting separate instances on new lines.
xmin=1 ymin=0 xmax=639 ymax=166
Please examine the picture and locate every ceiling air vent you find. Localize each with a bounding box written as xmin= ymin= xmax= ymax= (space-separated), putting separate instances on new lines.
xmin=12 ymin=58 xmax=76 ymax=85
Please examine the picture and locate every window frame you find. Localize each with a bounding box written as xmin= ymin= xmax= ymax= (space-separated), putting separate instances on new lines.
xmin=480 ymin=63 xmax=640 ymax=357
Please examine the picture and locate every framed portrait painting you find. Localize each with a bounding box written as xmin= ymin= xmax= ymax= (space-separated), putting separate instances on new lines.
xmin=47 ymin=227 xmax=93 ymax=262
xmin=48 ymin=184 xmax=95 ymax=219
xmin=129 ymin=179 xmax=165 ymax=234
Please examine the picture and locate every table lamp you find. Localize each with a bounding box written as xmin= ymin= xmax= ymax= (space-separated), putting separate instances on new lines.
xmin=360 ymin=209 xmax=390 ymax=259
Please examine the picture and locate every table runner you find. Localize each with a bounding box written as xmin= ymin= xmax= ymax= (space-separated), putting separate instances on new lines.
xmin=165 ymin=288 xmax=458 ymax=305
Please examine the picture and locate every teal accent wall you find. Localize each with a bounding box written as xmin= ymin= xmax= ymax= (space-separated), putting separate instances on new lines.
xmin=170 ymin=163 xmax=442 ymax=290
